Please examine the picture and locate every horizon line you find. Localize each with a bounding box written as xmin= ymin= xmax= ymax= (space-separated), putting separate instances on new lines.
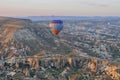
xmin=1 ymin=15 xmax=120 ymax=18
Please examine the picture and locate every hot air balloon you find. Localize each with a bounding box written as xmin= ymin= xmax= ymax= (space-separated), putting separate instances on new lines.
xmin=49 ymin=20 xmax=63 ymax=35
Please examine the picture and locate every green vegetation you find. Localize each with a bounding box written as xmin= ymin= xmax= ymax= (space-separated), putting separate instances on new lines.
xmin=48 ymin=68 xmax=65 ymax=76
xmin=111 ymin=51 xmax=120 ymax=59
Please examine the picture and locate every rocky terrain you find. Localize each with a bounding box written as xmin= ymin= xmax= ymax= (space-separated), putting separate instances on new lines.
xmin=0 ymin=17 xmax=71 ymax=59
xmin=0 ymin=17 xmax=120 ymax=80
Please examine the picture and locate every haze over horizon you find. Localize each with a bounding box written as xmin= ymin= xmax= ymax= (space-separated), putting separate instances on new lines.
xmin=0 ymin=0 xmax=120 ymax=16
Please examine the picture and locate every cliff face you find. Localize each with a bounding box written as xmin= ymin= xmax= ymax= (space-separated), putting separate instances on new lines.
xmin=18 ymin=53 xmax=119 ymax=80
xmin=105 ymin=65 xmax=120 ymax=80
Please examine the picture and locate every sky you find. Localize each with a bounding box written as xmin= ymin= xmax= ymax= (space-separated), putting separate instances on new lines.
xmin=0 ymin=0 xmax=120 ymax=16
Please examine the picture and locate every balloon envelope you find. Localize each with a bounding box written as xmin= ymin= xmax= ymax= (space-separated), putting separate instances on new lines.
xmin=49 ymin=20 xmax=63 ymax=35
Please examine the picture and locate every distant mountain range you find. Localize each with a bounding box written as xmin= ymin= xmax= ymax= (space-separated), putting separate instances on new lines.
xmin=11 ymin=16 xmax=120 ymax=21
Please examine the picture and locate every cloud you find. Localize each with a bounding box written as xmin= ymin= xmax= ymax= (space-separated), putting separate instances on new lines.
xmin=80 ymin=1 xmax=109 ymax=7
xmin=88 ymin=3 xmax=109 ymax=7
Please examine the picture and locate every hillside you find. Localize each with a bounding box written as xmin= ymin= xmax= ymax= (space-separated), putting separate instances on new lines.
xmin=0 ymin=17 xmax=120 ymax=80
xmin=0 ymin=17 xmax=71 ymax=59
